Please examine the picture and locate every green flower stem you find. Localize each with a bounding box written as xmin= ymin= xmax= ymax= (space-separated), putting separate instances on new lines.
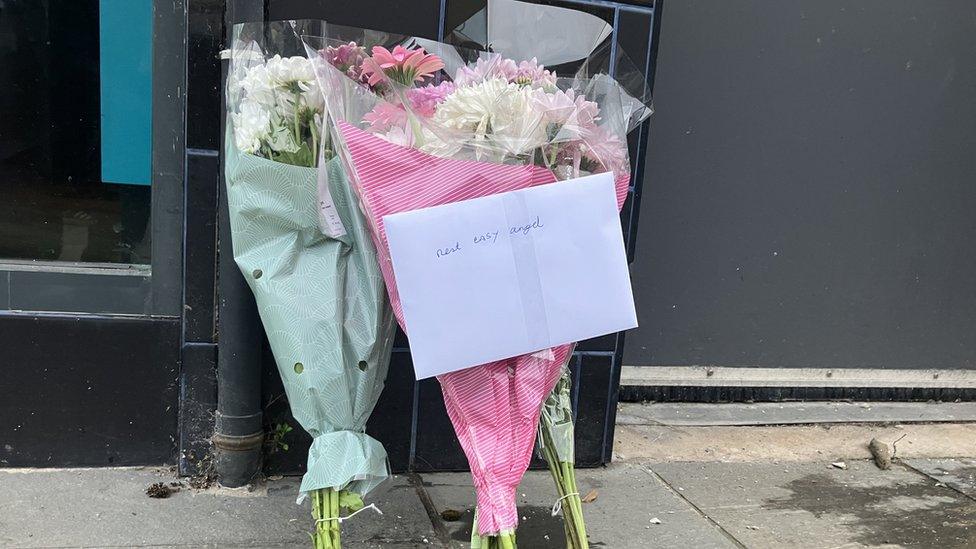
xmin=311 ymin=489 xmax=329 ymax=549
xmin=311 ymin=119 xmax=318 ymax=167
xmin=311 ymin=488 xmax=344 ymax=549
xmin=470 ymin=508 xmax=518 ymax=549
xmin=332 ymin=488 xmax=342 ymax=547
xmin=293 ymin=91 xmax=302 ymax=145
xmin=538 ymin=371 xmax=588 ymax=549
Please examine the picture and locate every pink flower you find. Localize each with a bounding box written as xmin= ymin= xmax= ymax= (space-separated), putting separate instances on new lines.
xmin=531 ymin=89 xmax=600 ymax=132
xmin=531 ymin=89 xmax=578 ymax=125
xmin=322 ymin=42 xmax=369 ymax=85
xmin=406 ymin=81 xmax=456 ymax=117
xmin=324 ymin=42 xmax=365 ymax=69
xmin=514 ymin=58 xmax=556 ymax=88
xmin=362 ymin=45 xmax=445 ymax=87
xmin=455 ymin=55 xmax=556 ymax=89
xmin=581 ymin=125 xmax=630 ymax=176
xmin=454 ymin=54 xmax=518 ymax=86
xmin=362 ymin=102 xmax=408 ymax=133
xmin=573 ymin=94 xmax=600 ymax=128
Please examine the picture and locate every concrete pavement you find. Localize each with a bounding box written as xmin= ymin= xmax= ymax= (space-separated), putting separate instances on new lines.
xmin=2 ymin=401 xmax=976 ymax=548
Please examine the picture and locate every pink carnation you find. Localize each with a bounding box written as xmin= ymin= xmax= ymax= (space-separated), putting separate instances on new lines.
xmin=323 ymin=42 xmax=368 ymax=84
xmin=324 ymin=42 xmax=365 ymax=68
xmin=406 ymin=81 xmax=456 ymax=117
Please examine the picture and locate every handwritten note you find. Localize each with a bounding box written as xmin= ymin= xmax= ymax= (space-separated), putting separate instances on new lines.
xmin=383 ymin=172 xmax=637 ymax=379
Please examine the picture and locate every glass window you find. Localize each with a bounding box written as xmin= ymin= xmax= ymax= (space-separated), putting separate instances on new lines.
xmin=0 ymin=0 xmax=152 ymax=265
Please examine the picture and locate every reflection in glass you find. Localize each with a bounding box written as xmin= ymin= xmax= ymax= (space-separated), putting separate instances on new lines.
xmin=0 ymin=0 xmax=151 ymax=264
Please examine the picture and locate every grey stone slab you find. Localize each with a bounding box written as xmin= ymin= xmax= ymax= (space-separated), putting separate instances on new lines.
xmin=618 ymin=401 xmax=976 ymax=427
xmin=0 ymin=467 xmax=435 ymax=548
xmin=651 ymin=460 xmax=976 ymax=549
xmin=419 ymin=465 xmax=737 ymax=548
xmin=904 ymin=458 xmax=976 ymax=500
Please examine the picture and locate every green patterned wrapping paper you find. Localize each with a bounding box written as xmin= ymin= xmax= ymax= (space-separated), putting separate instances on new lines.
xmin=224 ymin=133 xmax=396 ymax=499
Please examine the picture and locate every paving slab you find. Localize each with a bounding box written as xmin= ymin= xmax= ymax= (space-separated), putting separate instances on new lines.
xmin=618 ymin=401 xmax=976 ymax=427
xmin=614 ymin=423 xmax=976 ymax=463
xmin=903 ymin=458 xmax=976 ymax=500
xmin=418 ymin=464 xmax=737 ymax=548
xmin=651 ymin=460 xmax=976 ymax=549
xmin=0 ymin=467 xmax=436 ymax=548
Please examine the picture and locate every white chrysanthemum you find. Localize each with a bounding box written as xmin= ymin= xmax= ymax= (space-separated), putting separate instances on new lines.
xmin=265 ymin=55 xmax=315 ymax=85
xmin=233 ymin=100 xmax=271 ymax=154
xmin=426 ymin=78 xmax=547 ymax=157
xmin=239 ymin=64 xmax=275 ymax=107
xmin=233 ymin=55 xmax=324 ymax=160
xmin=298 ymin=79 xmax=324 ymax=112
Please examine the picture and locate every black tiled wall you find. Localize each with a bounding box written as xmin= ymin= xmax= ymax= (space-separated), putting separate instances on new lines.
xmin=188 ymin=0 xmax=658 ymax=475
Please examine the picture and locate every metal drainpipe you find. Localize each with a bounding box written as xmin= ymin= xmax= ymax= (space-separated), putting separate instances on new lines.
xmin=213 ymin=168 xmax=265 ymax=487
xmin=212 ymin=0 xmax=266 ymax=485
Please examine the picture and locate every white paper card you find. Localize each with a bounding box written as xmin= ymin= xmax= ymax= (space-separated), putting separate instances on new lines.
xmin=383 ymin=172 xmax=637 ymax=379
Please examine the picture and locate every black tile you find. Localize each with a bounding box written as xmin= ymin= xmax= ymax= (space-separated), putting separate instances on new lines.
xmin=573 ymin=354 xmax=612 ymax=467
xmin=393 ymin=325 xmax=410 ymax=348
xmin=187 ymin=0 xmax=223 ymax=150
xmin=367 ymin=350 xmax=416 ymax=473
xmin=413 ymin=377 xmax=468 ymax=472
xmin=179 ymin=342 xmax=218 ymax=475
xmin=261 ymin=335 xmax=310 ymax=476
xmin=445 ymin=0 xmax=486 ymax=46
xmin=184 ymin=152 xmax=219 ymax=343
xmin=617 ymin=8 xmax=653 ymax=81
xmin=0 ymin=315 xmax=179 ymax=466
xmin=577 ymin=333 xmax=618 ymax=352
xmin=627 ymin=127 xmax=642 ymax=179
xmin=535 ymin=1 xmax=614 ymax=24
xmin=626 ymin=120 xmax=651 ymax=263
xmin=265 ymin=0 xmax=442 ymax=40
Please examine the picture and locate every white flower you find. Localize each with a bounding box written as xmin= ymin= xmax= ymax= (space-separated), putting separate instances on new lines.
xmin=298 ymin=79 xmax=324 ymax=112
xmin=426 ymin=78 xmax=547 ymax=157
xmin=239 ymin=64 xmax=275 ymax=107
xmin=233 ymin=100 xmax=271 ymax=154
xmin=265 ymin=55 xmax=315 ymax=85
xmin=232 ymin=54 xmax=325 ymax=162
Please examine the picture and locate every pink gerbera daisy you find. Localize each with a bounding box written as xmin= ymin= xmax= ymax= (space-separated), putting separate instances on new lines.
xmin=361 ymin=45 xmax=445 ymax=87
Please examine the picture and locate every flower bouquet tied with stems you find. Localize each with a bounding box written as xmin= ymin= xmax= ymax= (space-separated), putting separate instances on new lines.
xmin=224 ymin=21 xmax=397 ymax=549
xmin=306 ymin=23 xmax=651 ymax=548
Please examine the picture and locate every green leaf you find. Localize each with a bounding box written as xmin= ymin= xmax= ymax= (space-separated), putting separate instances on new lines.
xmin=337 ymin=490 xmax=364 ymax=512
xmin=270 ymin=143 xmax=315 ymax=168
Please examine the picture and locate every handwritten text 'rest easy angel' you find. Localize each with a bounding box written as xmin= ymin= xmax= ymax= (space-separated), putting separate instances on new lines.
xmin=435 ymin=216 xmax=545 ymax=258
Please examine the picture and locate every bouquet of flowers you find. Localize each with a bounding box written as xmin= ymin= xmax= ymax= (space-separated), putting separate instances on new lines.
xmin=224 ymin=22 xmax=397 ymax=549
xmin=306 ymin=23 xmax=650 ymax=548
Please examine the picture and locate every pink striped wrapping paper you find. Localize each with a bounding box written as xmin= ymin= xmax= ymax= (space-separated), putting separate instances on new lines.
xmin=336 ymin=121 xmax=629 ymax=534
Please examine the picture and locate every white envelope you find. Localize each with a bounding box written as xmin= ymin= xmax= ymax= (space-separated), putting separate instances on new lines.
xmin=383 ymin=172 xmax=637 ymax=379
